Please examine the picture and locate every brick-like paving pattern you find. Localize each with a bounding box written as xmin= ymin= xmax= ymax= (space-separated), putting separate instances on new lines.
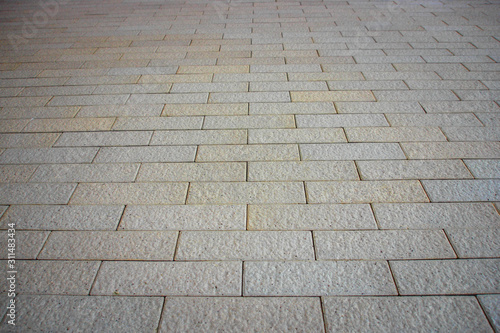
xmin=0 ymin=0 xmax=499 ymax=331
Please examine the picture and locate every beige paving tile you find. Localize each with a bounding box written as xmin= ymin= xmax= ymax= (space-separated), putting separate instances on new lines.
xmin=0 ymin=165 xmax=37 ymax=183
xmin=151 ymin=130 xmax=247 ymax=145
xmin=91 ymin=261 xmax=242 ymax=296
xmin=478 ymin=295 xmax=500 ymax=332
xmin=345 ymin=127 xmax=447 ymax=142
xmin=0 ymin=119 xmax=30 ymax=132
xmin=203 ymin=115 xmax=295 ymax=129
xmin=23 ymin=118 xmax=115 ymax=132
xmin=249 ymin=102 xmax=336 ymax=115
xmin=196 ymin=144 xmax=300 ymax=162
xmin=54 ymin=131 xmax=152 ymax=147
xmin=402 ymin=142 xmax=500 ymax=159
xmin=0 ymin=183 xmax=76 ymax=205
xmin=446 ymin=229 xmax=500 ymax=258
xmin=291 ymin=91 xmax=375 ymax=102
xmin=301 ymin=143 xmax=406 ymax=161
xmin=94 ymin=146 xmax=196 ymax=163
xmin=0 ymin=133 xmax=60 ymax=148
xmin=0 ymin=231 xmax=49 ymax=259
xmin=162 ymin=103 xmax=248 ymax=116
xmin=248 ymin=128 xmax=346 ymax=144
xmin=249 ymin=161 xmax=358 ymax=181
xmin=30 ymin=163 xmax=140 ymax=183
xmin=112 ymin=116 xmax=203 ymax=130
xmin=137 ymin=162 xmax=246 ymax=182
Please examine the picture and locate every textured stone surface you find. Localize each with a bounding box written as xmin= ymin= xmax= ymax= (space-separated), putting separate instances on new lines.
xmin=478 ymin=295 xmax=500 ymax=332
xmin=248 ymin=204 xmax=377 ymax=230
xmin=120 ymin=205 xmax=246 ymax=230
xmin=159 ymin=297 xmax=325 ymax=332
xmin=301 ymin=143 xmax=406 ymax=160
xmin=0 ymin=183 xmax=76 ymax=205
xmin=177 ymin=231 xmax=314 ymax=260
xmin=391 ymin=259 xmax=500 ymax=295
xmin=0 ymin=165 xmax=37 ymax=183
xmin=92 ymin=261 xmax=242 ymax=296
xmin=0 ymin=231 xmax=49 ymax=259
xmin=464 ymin=159 xmax=500 ymax=179
xmin=151 ymin=129 xmax=247 ymax=145
xmin=94 ymin=146 xmax=196 ymax=163
xmin=244 ymin=261 xmax=397 ymax=296
xmin=137 ymin=162 xmax=246 ymax=182
xmin=373 ymin=203 xmax=500 ymax=229
xmin=7 ymin=295 xmax=163 ymax=332
xmin=197 ymin=144 xmax=300 ymax=162
xmin=0 ymin=205 xmax=124 ymax=230
xmin=323 ymin=296 xmax=493 ymax=333
xmin=315 ymin=230 xmax=455 ymax=260
xmin=357 ymin=160 xmax=472 ymax=180
xmin=248 ymin=128 xmax=346 ymax=144
xmin=30 ymin=163 xmax=140 ymax=183
xmin=249 ymin=102 xmax=335 ymax=114
xmin=446 ymin=229 xmax=500 ymax=258
xmin=0 ymin=147 xmax=99 ymax=164
xmin=422 ymin=180 xmax=500 ymax=202
xmin=39 ymin=231 xmax=178 ymax=260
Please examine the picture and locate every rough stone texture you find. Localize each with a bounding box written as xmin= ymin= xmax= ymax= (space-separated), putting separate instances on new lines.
xmin=39 ymin=231 xmax=178 ymax=260
xmin=314 ymin=230 xmax=455 ymax=260
xmin=0 ymin=183 xmax=76 ymax=205
xmin=422 ymin=180 xmax=500 ymax=202
xmin=54 ymin=131 xmax=152 ymax=147
xmin=150 ymin=129 xmax=247 ymax=145
xmin=70 ymin=182 xmax=188 ymax=205
xmin=0 ymin=231 xmax=49 ymax=259
xmin=306 ymin=181 xmax=429 ymax=203
xmin=446 ymin=229 xmax=500 ymax=258
xmin=159 ymin=297 xmax=325 ymax=332
xmin=345 ymin=127 xmax=447 ymax=142
xmin=301 ymin=143 xmax=406 ymax=160
xmin=248 ymin=204 xmax=377 ymax=230
xmin=391 ymin=259 xmax=500 ymax=295
xmin=296 ymin=114 xmax=388 ymax=128
xmin=357 ymin=160 xmax=472 ymax=180
xmin=373 ymin=203 xmax=500 ymax=229
xmin=137 ymin=162 xmax=246 ymax=182
xmin=244 ymin=261 xmax=397 ymax=296
xmin=248 ymin=128 xmax=346 ymax=144
xmin=464 ymin=159 xmax=500 ymax=179
xmin=1 ymin=260 xmax=100 ymax=295
xmin=0 ymin=164 xmax=37 ymax=183
xmin=92 ymin=261 xmax=242 ymax=296
xmin=94 ymin=146 xmax=196 ymax=163
xmin=120 ymin=205 xmax=246 ymax=230
xmin=30 ymin=163 xmax=140 ymax=183
xmin=478 ymin=295 xmax=500 ymax=332
xmin=0 ymin=147 xmax=99 ymax=164
xmin=249 ymin=102 xmax=335 ymax=114
xmin=6 ymin=295 xmax=163 ymax=333
xmin=323 ymin=296 xmax=493 ymax=333
xmin=197 ymin=144 xmax=300 ymax=162
xmin=177 ymin=231 xmax=314 ymax=260
xmin=0 ymin=205 xmax=124 ymax=230
xmin=248 ymin=161 xmax=358 ymax=181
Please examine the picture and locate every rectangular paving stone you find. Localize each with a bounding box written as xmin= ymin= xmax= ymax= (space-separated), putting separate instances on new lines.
xmin=250 ymin=81 xmax=328 ymax=91
xmin=137 ymin=162 xmax=246 ymax=182
xmin=23 ymin=118 xmax=115 ymax=132
xmin=0 ymin=106 xmax=79 ymax=119
xmin=0 ymin=165 xmax=37 ymax=183
xmin=92 ymin=83 xmax=171 ymax=95
xmin=420 ymin=101 xmax=499 ymax=113
xmin=176 ymin=231 xmax=314 ymax=260
xmin=30 ymin=163 xmax=140 ymax=183
xmin=249 ymin=102 xmax=335 ymax=115
xmin=187 ymin=182 xmax=306 ymax=204
xmin=139 ymin=74 xmax=212 ymax=84
xmin=248 ymin=204 xmax=377 ymax=230
xmin=120 ymin=205 xmax=246 ymax=231
xmin=248 ymin=128 xmax=346 ymax=144
xmin=296 ymin=114 xmax=389 ymax=128
xmin=373 ymin=203 xmax=500 ymax=229
xmin=196 ymin=144 xmax=300 ymax=162
xmin=314 ymin=230 xmax=455 ymax=260
xmin=464 ymin=159 xmax=500 ymax=179
xmin=335 ymin=102 xmax=424 ymax=114
xmin=159 ymin=297 xmax=324 ymax=333
xmin=170 ymin=82 xmax=248 ymax=93
xmin=390 ymin=259 xmax=500 ymax=295
xmin=301 ymin=143 xmax=406 ymax=160
xmin=209 ymin=92 xmax=290 ymax=103
xmin=77 ymin=104 xmax=164 ymax=117
xmin=327 ymin=80 xmax=407 ymax=90
xmin=306 ymin=180 xmax=429 ymax=203
xmin=357 ymin=160 xmax=473 ymax=180
xmin=94 ymin=146 xmax=196 ymax=163
xmin=11 ymin=295 xmax=163 ymax=333
xmin=112 ymin=116 xmax=203 ymax=131
xmin=0 ymin=231 xmax=49 ymax=259
xmin=151 ymin=130 xmax=247 ymax=145
xmin=478 ymin=295 xmax=500 ymax=332
xmin=0 ymin=133 xmax=60 ymax=148
xmin=248 ymin=161 xmax=358 ymax=181
xmin=54 ymin=131 xmax=152 ymax=147
xmin=203 ymin=115 xmax=295 ymax=129
xmin=212 ymin=73 xmax=287 ymax=82
xmin=91 ymin=261 xmax=242 ymax=296
xmin=386 ymin=113 xmax=483 ymax=127
xmin=291 ymin=91 xmax=375 ymax=102
xmin=0 ymin=260 xmax=100 ymax=295
xmin=39 ymin=231 xmax=178 ymax=260
xmin=127 ymin=93 xmax=208 ymax=104
xmin=250 ymin=64 xmax=321 ymax=73
xmin=402 ymin=142 xmax=500 ymax=159
xmin=422 ymin=180 xmax=500 ymax=202
xmin=71 ymin=183 xmax=188 ymax=205
xmin=0 ymin=183 xmax=76 ymax=205
xmin=345 ymin=127 xmax=447 ymax=142
xmin=163 ymin=103 xmax=248 ymax=116
xmin=0 ymin=96 xmax=50 ymax=107
xmin=244 ymin=261 xmax=397 ymax=296
xmin=323 ymin=296 xmax=493 ymax=333
xmin=48 ymin=94 xmax=129 ymax=106
xmin=178 ymin=65 xmax=249 ymax=73
xmin=446 ymin=229 xmax=500 ymax=258
xmin=0 ymin=119 xmax=30 ymax=132
xmin=476 ymin=113 xmax=500 ymax=127
xmin=374 ymin=90 xmax=459 ymax=101
xmin=107 ymin=66 xmax=178 ymax=75
xmin=441 ymin=127 xmax=500 ymax=141
xmin=0 ymin=205 xmax=124 ymax=230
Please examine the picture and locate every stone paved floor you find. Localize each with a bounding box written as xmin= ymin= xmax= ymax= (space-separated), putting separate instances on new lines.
xmin=0 ymin=0 xmax=499 ymax=331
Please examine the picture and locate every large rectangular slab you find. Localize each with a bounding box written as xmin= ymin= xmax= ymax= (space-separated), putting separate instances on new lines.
xmin=120 ymin=205 xmax=246 ymax=230
xmin=0 ymin=147 xmax=98 ymax=164
xmin=70 ymin=183 xmax=188 ymax=205
xmin=10 ymin=295 xmax=163 ymax=333
xmin=478 ymin=295 xmax=500 ymax=333
xmin=248 ymin=128 xmax=346 ymax=144
xmin=0 ymin=133 xmax=60 ymax=148
xmin=176 ymin=231 xmax=314 ymax=260
xmin=391 ymin=259 xmax=500 ymax=295
xmin=301 ymin=143 xmax=406 ymax=160
xmin=159 ymin=297 xmax=325 ymax=333
xmin=248 ymin=204 xmax=377 ymax=230
xmin=54 ymin=131 xmax=152 ymax=147
xmin=0 ymin=205 xmax=124 ymax=230
xmin=463 ymin=159 xmax=500 ymax=178
xmin=306 ymin=181 xmax=429 ymax=203
xmin=188 ymin=182 xmax=306 ymax=204
xmin=91 ymin=261 xmax=242 ymax=296
xmin=0 ymin=183 xmax=76 ymax=205
xmin=94 ymin=146 xmax=196 ymax=163
xmin=248 ymin=161 xmax=358 ymax=181
xmin=112 ymin=116 xmax=203 ymax=130
xmin=296 ymin=114 xmax=388 ymax=127
xmin=244 ymin=261 xmax=397 ymax=296
xmin=0 ymin=231 xmax=49 ymax=259
xmin=345 ymin=127 xmax=447 ymax=142
xmin=249 ymin=102 xmax=335 ymax=114
xmin=323 ymin=296 xmax=493 ymax=333
xmin=39 ymin=231 xmax=178 ymax=260
xmin=30 ymin=163 xmax=140 ymax=183
xmin=150 ymin=130 xmax=247 ymax=145
xmin=446 ymin=229 xmax=500 ymax=258
xmin=357 ymin=160 xmax=472 ymax=180
xmin=314 ymin=230 xmax=455 ymax=260
xmin=1 ymin=260 xmax=100 ymax=295
xmin=401 ymin=142 xmax=500 ymax=159
xmin=422 ymin=180 xmax=500 ymax=202
xmin=373 ymin=203 xmax=500 ymax=229
xmin=137 ymin=162 xmax=246 ymax=182
xmin=196 ymin=144 xmax=300 ymax=161
xmin=203 ymin=115 xmax=295 ymax=129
